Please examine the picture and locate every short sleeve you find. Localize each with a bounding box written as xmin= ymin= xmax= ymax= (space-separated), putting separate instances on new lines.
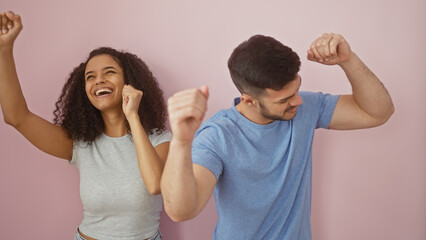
xmin=149 ymin=129 xmax=172 ymax=147
xmin=70 ymin=140 xmax=84 ymax=165
xmin=299 ymin=92 xmax=339 ymax=129
xmin=316 ymin=93 xmax=340 ymax=129
xmin=192 ymin=125 xmax=224 ymax=180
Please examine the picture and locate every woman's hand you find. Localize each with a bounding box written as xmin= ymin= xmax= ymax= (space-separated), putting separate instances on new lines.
xmin=0 ymin=11 xmax=23 ymax=50
xmin=122 ymin=84 xmax=143 ymax=119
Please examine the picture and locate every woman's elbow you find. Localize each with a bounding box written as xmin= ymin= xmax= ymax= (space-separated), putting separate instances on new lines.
xmin=3 ymin=115 xmax=22 ymax=128
xmin=146 ymin=184 xmax=161 ymax=195
xmin=2 ymin=109 xmax=29 ymax=128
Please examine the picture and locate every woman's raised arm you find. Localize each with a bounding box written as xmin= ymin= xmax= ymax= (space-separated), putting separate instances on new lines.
xmin=0 ymin=11 xmax=72 ymax=160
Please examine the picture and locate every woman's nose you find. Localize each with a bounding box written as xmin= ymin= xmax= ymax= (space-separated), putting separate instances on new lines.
xmin=95 ymin=76 xmax=105 ymax=85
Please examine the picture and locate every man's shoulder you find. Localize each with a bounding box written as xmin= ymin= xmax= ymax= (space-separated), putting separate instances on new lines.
xmin=195 ymin=108 xmax=238 ymax=140
xmin=204 ymin=107 xmax=237 ymax=127
xmin=298 ymin=91 xmax=337 ymax=111
xmin=299 ymin=91 xmax=321 ymax=101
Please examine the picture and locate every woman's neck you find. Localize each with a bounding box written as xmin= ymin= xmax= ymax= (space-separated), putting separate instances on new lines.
xmin=101 ymin=110 xmax=128 ymax=137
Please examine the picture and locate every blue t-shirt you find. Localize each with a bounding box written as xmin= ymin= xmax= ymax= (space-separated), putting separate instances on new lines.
xmin=192 ymin=91 xmax=339 ymax=240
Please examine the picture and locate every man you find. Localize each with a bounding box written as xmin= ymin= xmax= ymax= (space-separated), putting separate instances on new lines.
xmin=161 ymin=33 xmax=394 ymax=239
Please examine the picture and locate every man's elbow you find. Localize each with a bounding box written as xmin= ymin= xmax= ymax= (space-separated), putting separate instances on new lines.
xmin=164 ymin=206 xmax=197 ymax=222
xmin=162 ymin=197 xmax=198 ymax=222
xmin=373 ymin=104 xmax=395 ymax=127
xmin=381 ymin=104 xmax=395 ymax=124
xmin=387 ymin=104 xmax=395 ymax=120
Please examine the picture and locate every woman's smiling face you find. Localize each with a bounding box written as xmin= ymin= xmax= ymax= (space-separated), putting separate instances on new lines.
xmin=84 ymin=54 xmax=125 ymax=112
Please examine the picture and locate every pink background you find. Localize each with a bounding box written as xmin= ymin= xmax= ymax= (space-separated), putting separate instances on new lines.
xmin=1 ymin=0 xmax=425 ymax=239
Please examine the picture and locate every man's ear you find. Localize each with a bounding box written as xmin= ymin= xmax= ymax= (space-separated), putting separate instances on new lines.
xmin=240 ymin=93 xmax=257 ymax=106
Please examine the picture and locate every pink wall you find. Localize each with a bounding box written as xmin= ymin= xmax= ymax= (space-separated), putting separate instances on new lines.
xmin=1 ymin=0 xmax=425 ymax=239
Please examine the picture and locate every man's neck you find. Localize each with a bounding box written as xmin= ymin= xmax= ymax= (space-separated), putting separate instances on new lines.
xmin=235 ymin=101 xmax=273 ymax=125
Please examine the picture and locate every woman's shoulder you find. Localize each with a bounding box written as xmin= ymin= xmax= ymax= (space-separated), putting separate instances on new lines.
xmin=148 ymin=128 xmax=172 ymax=147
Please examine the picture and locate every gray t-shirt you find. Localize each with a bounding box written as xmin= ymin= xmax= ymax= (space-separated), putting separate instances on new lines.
xmin=70 ymin=130 xmax=171 ymax=240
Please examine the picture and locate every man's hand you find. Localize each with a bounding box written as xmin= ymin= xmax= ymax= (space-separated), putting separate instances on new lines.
xmin=307 ymin=33 xmax=352 ymax=66
xmin=0 ymin=11 xmax=22 ymax=50
xmin=167 ymin=86 xmax=209 ymax=144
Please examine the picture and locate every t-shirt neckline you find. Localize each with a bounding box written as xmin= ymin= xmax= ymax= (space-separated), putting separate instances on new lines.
xmin=231 ymin=97 xmax=283 ymax=129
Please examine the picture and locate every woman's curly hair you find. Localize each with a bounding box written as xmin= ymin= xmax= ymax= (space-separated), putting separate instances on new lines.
xmin=53 ymin=47 xmax=167 ymax=143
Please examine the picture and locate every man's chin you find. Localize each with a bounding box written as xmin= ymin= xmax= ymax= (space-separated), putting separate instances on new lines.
xmin=282 ymin=112 xmax=297 ymax=121
xmin=260 ymin=109 xmax=298 ymax=122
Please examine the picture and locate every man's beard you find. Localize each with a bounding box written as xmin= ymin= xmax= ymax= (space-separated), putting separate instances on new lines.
xmin=259 ymin=101 xmax=297 ymax=121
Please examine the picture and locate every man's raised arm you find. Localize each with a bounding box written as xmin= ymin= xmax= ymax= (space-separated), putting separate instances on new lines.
xmin=307 ymin=33 xmax=394 ymax=130
xmin=161 ymin=86 xmax=217 ymax=222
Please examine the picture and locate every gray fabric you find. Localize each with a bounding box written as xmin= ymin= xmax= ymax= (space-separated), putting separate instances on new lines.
xmin=74 ymin=230 xmax=87 ymax=240
xmin=74 ymin=228 xmax=163 ymax=240
xmin=70 ymin=130 xmax=171 ymax=240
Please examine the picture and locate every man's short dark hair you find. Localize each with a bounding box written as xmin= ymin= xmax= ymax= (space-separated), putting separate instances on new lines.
xmin=228 ymin=35 xmax=301 ymax=97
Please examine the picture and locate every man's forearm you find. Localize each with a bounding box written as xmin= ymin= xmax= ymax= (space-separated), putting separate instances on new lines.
xmin=161 ymin=140 xmax=199 ymax=221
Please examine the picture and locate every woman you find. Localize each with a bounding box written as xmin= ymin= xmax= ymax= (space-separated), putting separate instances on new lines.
xmin=0 ymin=11 xmax=170 ymax=240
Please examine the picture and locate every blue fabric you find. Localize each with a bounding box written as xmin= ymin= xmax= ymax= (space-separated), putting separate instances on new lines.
xmin=192 ymin=91 xmax=339 ymax=240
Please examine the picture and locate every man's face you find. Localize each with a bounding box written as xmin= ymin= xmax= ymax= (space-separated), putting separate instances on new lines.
xmin=257 ymin=75 xmax=303 ymax=121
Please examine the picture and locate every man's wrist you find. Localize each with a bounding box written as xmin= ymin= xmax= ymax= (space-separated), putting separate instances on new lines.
xmin=170 ymin=138 xmax=193 ymax=149
xmin=338 ymin=52 xmax=358 ymax=70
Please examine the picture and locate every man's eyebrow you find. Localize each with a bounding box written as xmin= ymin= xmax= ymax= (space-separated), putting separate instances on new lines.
xmin=277 ymin=76 xmax=302 ymax=102
xmin=278 ymin=95 xmax=293 ymax=102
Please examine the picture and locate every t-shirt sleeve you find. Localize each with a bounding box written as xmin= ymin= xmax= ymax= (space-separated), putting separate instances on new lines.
xmin=149 ymin=129 xmax=172 ymax=147
xmin=300 ymin=92 xmax=339 ymax=129
xmin=69 ymin=141 xmax=81 ymax=165
xmin=316 ymin=93 xmax=339 ymax=129
xmin=70 ymin=151 xmax=77 ymax=165
xmin=192 ymin=125 xmax=224 ymax=180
